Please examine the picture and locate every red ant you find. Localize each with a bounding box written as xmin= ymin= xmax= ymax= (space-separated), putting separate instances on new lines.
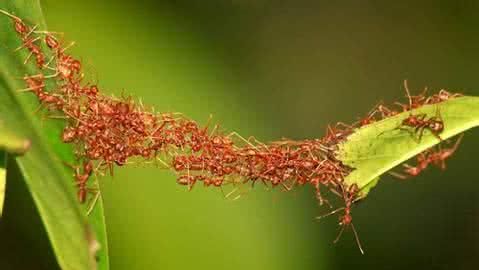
xmin=390 ymin=134 xmax=464 ymax=179
xmin=75 ymin=161 xmax=94 ymax=204
xmin=399 ymin=107 xmax=444 ymax=142
xmin=428 ymin=134 xmax=464 ymax=170
xmin=0 ymin=9 xmax=28 ymax=35
xmin=389 ymin=152 xmax=429 ymax=179
xmin=316 ymin=184 xmax=364 ymax=254
xmin=64 ymin=160 xmax=97 ymax=208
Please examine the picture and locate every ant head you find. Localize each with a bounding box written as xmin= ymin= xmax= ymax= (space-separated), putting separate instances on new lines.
xmin=429 ymin=120 xmax=444 ymax=133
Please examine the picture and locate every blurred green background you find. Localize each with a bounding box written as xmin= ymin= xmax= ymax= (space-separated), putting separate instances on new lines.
xmin=2 ymin=0 xmax=479 ymax=269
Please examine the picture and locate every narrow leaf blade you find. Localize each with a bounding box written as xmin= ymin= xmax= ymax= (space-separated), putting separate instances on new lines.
xmin=0 ymin=1 xmax=109 ymax=269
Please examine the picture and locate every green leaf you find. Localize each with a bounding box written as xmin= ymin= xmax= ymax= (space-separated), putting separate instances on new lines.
xmin=0 ymin=151 xmax=6 ymax=217
xmin=337 ymin=96 xmax=479 ymax=197
xmin=0 ymin=1 xmax=109 ymax=269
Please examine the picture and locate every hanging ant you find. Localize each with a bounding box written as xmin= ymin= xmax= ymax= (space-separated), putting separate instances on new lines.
xmin=64 ymin=160 xmax=97 ymax=206
xmin=389 ymin=152 xmax=430 ymax=179
xmin=389 ymin=134 xmax=464 ymax=179
xmin=316 ymin=184 xmax=364 ymax=254
xmin=428 ymin=133 xmax=464 ymax=170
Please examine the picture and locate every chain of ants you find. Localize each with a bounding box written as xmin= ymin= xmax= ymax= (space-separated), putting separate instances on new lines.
xmin=1 ymin=11 xmax=465 ymax=253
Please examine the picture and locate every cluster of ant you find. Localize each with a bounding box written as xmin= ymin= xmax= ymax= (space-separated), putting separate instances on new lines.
xmin=1 ymin=10 xmax=357 ymax=207
xmin=1 ymin=10 xmax=465 ymax=253
xmin=362 ymin=81 xmax=464 ymax=179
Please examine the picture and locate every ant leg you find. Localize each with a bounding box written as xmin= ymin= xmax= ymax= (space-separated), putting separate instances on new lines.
xmin=223 ymin=187 xmax=238 ymax=200
xmin=350 ymin=223 xmax=365 ymax=254
xmin=396 ymin=126 xmax=416 ymax=140
xmin=22 ymin=73 xmax=58 ymax=80
xmin=34 ymin=30 xmax=65 ymax=37
xmin=23 ymin=51 xmax=34 ymax=65
xmin=415 ymin=126 xmax=426 ymax=143
xmin=416 ymin=114 xmax=427 ymax=122
xmin=436 ymin=134 xmax=464 ymax=170
xmin=315 ymin=185 xmax=332 ymax=208
xmin=86 ymin=188 xmax=100 ymax=216
xmin=227 ymin=131 xmax=258 ymax=149
xmin=14 ymin=36 xmax=41 ymax=52
xmin=16 ymin=84 xmax=45 ymax=93
xmin=394 ymin=101 xmax=408 ymax=112
xmin=436 ymin=143 xmax=447 ymax=170
xmin=0 ymin=9 xmax=22 ymax=21
xmin=335 ymin=122 xmax=355 ymax=130
xmin=222 ymin=184 xmax=246 ymax=201
xmin=333 ymin=226 xmax=346 ymax=244
xmin=186 ymin=167 xmax=193 ymax=191
xmin=155 ymin=156 xmax=170 ymax=169
xmin=315 ymin=207 xmax=345 ymax=221
xmin=388 ymin=171 xmax=409 ymax=180
xmin=431 ymin=131 xmax=443 ymax=142
xmin=449 ymin=134 xmax=464 ymax=153
xmin=281 ymin=178 xmax=296 ymax=192
xmin=60 ymin=41 xmax=76 ymax=54
xmin=327 ymin=186 xmax=342 ymax=198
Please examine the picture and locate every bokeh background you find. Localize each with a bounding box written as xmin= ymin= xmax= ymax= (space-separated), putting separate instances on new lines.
xmin=2 ymin=0 xmax=479 ymax=269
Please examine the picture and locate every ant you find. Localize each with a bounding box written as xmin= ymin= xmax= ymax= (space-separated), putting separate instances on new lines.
xmin=75 ymin=161 xmax=94 ymax=204
xmin=428 ymin=133 xmax=464 ymax=170
xmin=390 ymin=134 xmax=464 ymax=179
xmin=389 ymin=152 xmax=429 ymax=179
xmin=316 ymin=184 xmax=364 ymax=254
xmin=399 ymin=107 xmax=444 ymax=142
xmin=64 ymin=160 xmax=99 ymax=214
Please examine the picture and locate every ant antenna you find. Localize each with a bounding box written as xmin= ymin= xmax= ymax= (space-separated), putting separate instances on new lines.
xmin=451 ymin=133 xmax=465 ymax=150
xmin=403 ymin=79 xmax=412 ymax=109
